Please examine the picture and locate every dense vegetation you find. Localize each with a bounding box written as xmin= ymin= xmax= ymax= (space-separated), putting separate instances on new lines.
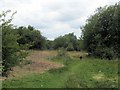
xmin=52 ymin=33 xmax=82 ymax=51
xmin=1 ymin=3 xmax=119 ymax=78
xmin=1 ymin=10 xmax=26 ymax=76
xmin=16 ymin=25 xmax=46 ymax=50
xmin=1 ymin=11 xmax=46 ymax=76
xmin=81 ymin=4 xmax=120 ymax=59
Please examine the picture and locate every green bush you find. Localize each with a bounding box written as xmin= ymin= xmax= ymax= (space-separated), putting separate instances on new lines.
xmin=1 ymin=10 xmax=27 ymax=76
xmin=57 ymin=48 xmax=67 ymax=57
xmin=81 ymin=4 xmax=120 ymax=59
xmin=56 ymin=48 xmax=71 ymax=63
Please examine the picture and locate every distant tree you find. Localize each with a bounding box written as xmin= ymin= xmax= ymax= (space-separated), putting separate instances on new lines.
xmin=46 ymin=40 xmax=54 ymax=50
xmin=16 ymin=26 xmax=46 ymax=50
xmin=76 ymin=38 xmax=83 ymax=51
xmin=53 ymin=36 xmax=65 ymax=49
xmin=53 ymin=33 xmax=81 ymax=51
xmin=66 ymin=43 xmax=74 ymax=51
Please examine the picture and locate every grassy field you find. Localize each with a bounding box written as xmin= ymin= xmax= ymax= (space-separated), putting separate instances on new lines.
xmin=2 ymin=50 xmax=118 ymax=88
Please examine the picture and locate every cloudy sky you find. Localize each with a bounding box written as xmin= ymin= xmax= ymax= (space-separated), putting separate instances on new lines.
xmin=1 ymin=0 xmax=119 ymax=40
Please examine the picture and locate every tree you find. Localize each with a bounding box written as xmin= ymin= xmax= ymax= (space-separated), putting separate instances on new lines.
xmin=66 ymin=43 xmax=74 ymax=51
xmin=81 ymin=3 xmax=120 ymax=59
xmin=16 ymin=25 xmax=46 ymax=50
xmin=53 ymin=33 xmax=81 ymax=51
xmin=45 ymin=40 xmax=54 ymax=50
xmin=1 ymin=10 xmax=26 ymax=76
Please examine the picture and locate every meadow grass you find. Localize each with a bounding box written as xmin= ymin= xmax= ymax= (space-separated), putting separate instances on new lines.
xmin=2 ymin=51 xmax=118 ymax=88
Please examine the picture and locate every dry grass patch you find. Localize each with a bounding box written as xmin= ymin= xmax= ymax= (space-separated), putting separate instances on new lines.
xmin=92 ymin=73 xmax=118 ymax=83
xmin=92 ymin=73 xmax=105 ymax=81
xmin=27 ymin=50 xmax=57 ymax=61
xmin=7 ymin=50 xmax=63 ymax=79
xmin=68 ymin=51 xmax=88 ymax=58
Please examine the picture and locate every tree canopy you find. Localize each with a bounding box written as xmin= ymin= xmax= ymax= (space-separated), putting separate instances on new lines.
xmin=81 ymin=4 xmax=120 ymax=58
xmin=53 ymin=33 xmax=82 ymax=51
xmin=16 ymin=25 xmax=46 ymax=50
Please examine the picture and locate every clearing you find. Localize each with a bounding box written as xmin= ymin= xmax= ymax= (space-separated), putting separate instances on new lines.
xmin=7 ymin=50 xmax=64 ymax=79
xmin=2 ymin=50 xmax=118 ymax=88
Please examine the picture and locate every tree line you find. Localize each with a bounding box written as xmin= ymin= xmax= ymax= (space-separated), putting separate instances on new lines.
xmin=1 ymin=11 xmax=82 ymax=76
xmin=6 ymin=25 xmax=82 ymax=51
xmin=1 ymin=3 xmax=120 ymax=76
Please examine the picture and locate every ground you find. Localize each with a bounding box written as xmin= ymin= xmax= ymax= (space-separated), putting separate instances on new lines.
xmin=2 ymin=50 xmax=118 ymax=88
xmin=7 ymin=50 xmax=64 ymax=79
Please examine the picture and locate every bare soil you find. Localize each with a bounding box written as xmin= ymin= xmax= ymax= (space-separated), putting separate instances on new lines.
xmin=7 ymin=50 xmax=63 ymax=79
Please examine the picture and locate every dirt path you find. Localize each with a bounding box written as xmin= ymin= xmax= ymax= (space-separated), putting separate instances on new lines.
xmin=7 ymin=50 xmax=63 ymax=79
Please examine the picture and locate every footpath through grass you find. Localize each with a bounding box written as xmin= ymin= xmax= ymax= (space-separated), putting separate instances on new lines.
xmin=3 ymin=56 xmax=118 ymax=88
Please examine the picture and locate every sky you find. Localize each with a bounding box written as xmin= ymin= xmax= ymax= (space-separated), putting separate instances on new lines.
xmin=0 ymin=0 xmax=119 ymax=40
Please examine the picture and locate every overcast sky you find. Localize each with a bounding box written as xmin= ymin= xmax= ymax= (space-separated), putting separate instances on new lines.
xmin=1 ymin=0 xmax=119 ymax=40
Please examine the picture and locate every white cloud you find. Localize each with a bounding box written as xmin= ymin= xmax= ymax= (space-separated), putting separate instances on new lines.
xmin=0 ymin=0 xmax=119 ymax=40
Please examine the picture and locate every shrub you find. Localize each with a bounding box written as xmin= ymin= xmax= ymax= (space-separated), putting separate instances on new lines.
xmin=1 ymin=10 xmax=27 ymax=77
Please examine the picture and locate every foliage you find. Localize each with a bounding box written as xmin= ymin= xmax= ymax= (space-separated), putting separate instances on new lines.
xmin=45 ymin=40 xmax=54 ymax=50
xmin=49 ymin=48 xmax=72 ymax=65
xmin=81 ymin=4 xmax=120 ymax=59
xmin=16 ymin=25 xmax=46 ymax=50
xmin=56 ymin=48 xmax=71 ymax=62
xmin=53 ymin=33 xmax=82 ymax=51
xmin=57 ymin=48 xmax=67 ymax=57
xmin=1 ymin=10 xmax=27 ymax=76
